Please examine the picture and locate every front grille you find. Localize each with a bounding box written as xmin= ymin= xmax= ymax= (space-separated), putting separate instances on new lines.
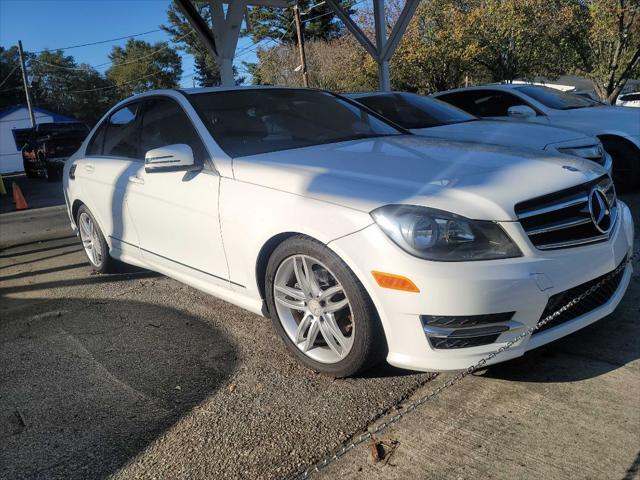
xmin=534 ymin=257 xmax=627 ymax=335
xmin=515 ymin=175 xmax=617 ymax=250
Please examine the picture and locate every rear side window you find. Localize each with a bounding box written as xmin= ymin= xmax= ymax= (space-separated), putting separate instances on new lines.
xmin=139 ymin=98 xmax=208 ymax=165
xmin=439 ymin=91 xmax=531 ymax=117
xmin=86 ymin=122 xmax=107 ymax=156
xmin=103 ymin=104 xmax=141 ymax=159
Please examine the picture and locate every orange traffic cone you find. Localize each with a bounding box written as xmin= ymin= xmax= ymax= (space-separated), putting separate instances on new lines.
xmin=12 ymin=182 xmax=28 ymax=210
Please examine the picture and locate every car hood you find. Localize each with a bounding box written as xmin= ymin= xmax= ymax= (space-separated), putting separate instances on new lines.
xmin=560 ymin=106 xmax=640 ymax=136
xmin=232 ymin=135 xmax=606 ymax=221
xmin=411 ymin=120 xmax=592 ymax=150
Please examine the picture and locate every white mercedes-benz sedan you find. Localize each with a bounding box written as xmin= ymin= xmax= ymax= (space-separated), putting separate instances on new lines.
xmin=433 ymin=84 xmax=640 ymax=191
xmin=63 ymin=87 xmax=635 ymax=377
xmin=348 ymin=91 xmax=612 ymax=174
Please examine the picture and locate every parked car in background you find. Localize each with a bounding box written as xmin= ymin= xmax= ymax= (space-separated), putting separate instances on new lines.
xmin=15 ymin=122 xmax=89 ymax=181
xmin=433 ymin=84 xmax=640 ymax=190
xmin=348 ymin=92 xmax=612 ymax=174
xmin=64 ymin=87 xmax=634 ymax=377
xmin=616 ymin=92 xmax=640 ymax=108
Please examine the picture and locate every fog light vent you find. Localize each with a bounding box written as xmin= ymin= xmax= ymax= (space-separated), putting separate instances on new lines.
xmin=421 ymin=312 xmax=516 ymax=350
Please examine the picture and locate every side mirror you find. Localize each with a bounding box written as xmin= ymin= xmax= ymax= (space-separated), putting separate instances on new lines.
xmin=145 ymin=144 xmax=197 ymax=173
xmin=507 ymin=105 xmax=536 ymax=118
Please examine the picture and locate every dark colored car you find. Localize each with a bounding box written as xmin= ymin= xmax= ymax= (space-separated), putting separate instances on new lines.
xmin=16 ymin=122 xmax=89 ymax=181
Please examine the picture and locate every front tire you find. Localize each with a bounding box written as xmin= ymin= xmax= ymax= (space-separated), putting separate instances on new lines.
xmin=602 ymin=138 xmax=640 ymax=192
xmin=76 ymin=205 xmax=117 ymax=273
xmin=265 ymin=235 xmax=386 ymax=377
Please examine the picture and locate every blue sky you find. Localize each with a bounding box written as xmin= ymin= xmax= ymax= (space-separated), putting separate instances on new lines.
xmin=0 ymin=0 xmax=259 ymax=86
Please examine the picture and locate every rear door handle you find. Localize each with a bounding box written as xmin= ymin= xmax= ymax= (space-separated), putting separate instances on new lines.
xmin=128 ymin=175 xmax=144 ymax=185
xmin=84 ymin=164 xmax=95 ymax=173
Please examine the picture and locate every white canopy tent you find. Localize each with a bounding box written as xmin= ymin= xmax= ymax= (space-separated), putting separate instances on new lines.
xmin=174 ymin=0 xmax=421 ymax=90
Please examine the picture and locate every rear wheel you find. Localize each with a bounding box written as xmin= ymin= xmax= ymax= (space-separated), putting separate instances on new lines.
xmin=265 ymin=236 xmax=386 ymax=377
xmin=76 ymin=205 xmax=117 ymax=273
xmin=602 ymin=138 xmax=640 ymax=192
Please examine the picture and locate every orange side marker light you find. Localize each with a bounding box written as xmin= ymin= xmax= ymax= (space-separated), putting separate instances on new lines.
xmin=371 ymin=271 xmax=420 ymax=293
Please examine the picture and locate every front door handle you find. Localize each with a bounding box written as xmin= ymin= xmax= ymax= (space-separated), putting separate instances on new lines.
xmin=84 ymin=164 xmax=95 ymax=173
xmin=128 ymin=175 xmax=144 ymax=185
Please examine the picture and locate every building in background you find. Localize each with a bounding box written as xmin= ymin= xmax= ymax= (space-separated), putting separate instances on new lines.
xmin=0 ymin=105 xmax=77 ymax=174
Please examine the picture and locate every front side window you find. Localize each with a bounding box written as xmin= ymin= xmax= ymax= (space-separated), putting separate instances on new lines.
xmin=102 ymin=103 xmax=141 ymax=159
xmin=357 ymin=93 xmax=476 ymax=129
xmin=439 ymin=90 xmax=531 ymax=117
xmin=139 ymin=97 xmax=208 ymax=164
xmin=188 ymin=88 xmax=402 ymax=157
xmin=515 ymin=86 xmax=601 ymax=109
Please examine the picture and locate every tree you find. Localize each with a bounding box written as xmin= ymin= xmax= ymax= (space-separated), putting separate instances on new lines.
xmin=571 ymin=0 xmax=640 ymax=103
xmin=467 ymin=0 xmax=583 ymax=83
xmin=22 ymin=50 xmax=115 ymax=125
xmin=248 ymin=36 xmax=376 ymax=91
xmin=106 ymin=39 xmax=182 ymax=97
xmin=391 ymin=0 xmax=483 ymax=94
xmin=0 ymin=46 xmax=25 ymax=111
xmin=246 ymin=0 xmax=355 ymax=44
xmin=163 ymin=3 xmax=222 ymax=86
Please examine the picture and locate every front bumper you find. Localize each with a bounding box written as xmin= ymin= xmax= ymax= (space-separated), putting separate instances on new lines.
xmin=328 ymin=201 xmax=634 ymax=372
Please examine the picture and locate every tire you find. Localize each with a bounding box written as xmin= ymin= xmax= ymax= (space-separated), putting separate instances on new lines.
xmin=45 ymin=163 xmax=61 ymax=182
xmin=76 ymin=205 xmax=118 ymax=273
xmin=602 ymin=138 xmax=640 ymax=192
xmin=265 ymin=235 xmax=386 ymax=377
xmin=23 ymin=160 xmax=39 ymax=179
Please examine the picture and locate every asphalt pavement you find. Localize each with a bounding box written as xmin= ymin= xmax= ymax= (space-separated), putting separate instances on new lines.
xmin=0 ymin=191 xmax=638 ymax=480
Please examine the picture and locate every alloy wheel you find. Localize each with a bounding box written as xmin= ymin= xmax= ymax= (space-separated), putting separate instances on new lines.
xmin=78 ymin=212 xmax=103 ymax=267
xmin=273 ymin=255 xmax=354 ymax=364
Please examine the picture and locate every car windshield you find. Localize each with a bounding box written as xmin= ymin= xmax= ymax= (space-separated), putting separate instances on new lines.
xmin=187 ymin=88 xmax=403 ymax=157
xmin=515 ymin=85 xmax=601 ymax=110
xmin=354 ymin=92 xmax=476 ymax=129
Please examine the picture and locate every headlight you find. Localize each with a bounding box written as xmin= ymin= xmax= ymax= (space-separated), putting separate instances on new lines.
xmin=557 ymin=144 xmax=604 ymax=161
xmin=371 ymin=205 xmax=522 ymax=261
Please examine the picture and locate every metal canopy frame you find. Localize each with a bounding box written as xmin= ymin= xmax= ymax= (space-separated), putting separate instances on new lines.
xmin=174 ymin=0 xmax=421 ymax=90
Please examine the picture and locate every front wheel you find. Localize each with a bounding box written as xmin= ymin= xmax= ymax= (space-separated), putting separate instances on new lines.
xmin=265 ymin=236 xmax=386 ymax=377
xmin=76 ymin=205 xmax=118 ymax=273
xmin=602 ymin=138 xmax=640 ymax=192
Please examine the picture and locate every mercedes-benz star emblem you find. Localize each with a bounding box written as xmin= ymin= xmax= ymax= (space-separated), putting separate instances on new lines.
xmin=588 ymin=188 xmax=612 ymax=234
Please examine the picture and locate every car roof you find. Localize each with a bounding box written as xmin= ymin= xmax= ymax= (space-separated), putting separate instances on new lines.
xmin=434 ymin=84 xmax=527 ymax=96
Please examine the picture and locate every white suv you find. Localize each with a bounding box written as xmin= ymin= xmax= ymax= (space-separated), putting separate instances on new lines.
xmin=433 ymin=84 xmax=640 ymax=190
xmin=63 ymin=87 xmax=635 ymax=377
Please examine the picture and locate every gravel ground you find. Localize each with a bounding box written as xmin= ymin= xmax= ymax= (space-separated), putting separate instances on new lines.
xmin=0 ymin=235 xmax=434 ymax=480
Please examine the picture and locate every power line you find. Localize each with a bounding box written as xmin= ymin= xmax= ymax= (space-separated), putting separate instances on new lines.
xmin=67 ymin=71 xmax=196 ymax=94
xmin=28 ymin=30 xmax=195 ymax=73
xmin=32 ymin=29 xmax=163 ymax=54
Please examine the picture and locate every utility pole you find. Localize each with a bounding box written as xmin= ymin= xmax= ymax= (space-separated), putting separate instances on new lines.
xmin=17 ymin=40 xmax=36 ymax=127
xmin=293 ymin=4 xmax=309 ymax=87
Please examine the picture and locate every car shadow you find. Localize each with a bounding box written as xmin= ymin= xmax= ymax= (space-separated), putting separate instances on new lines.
xmin=0 ymin=294 xmax=238 ymax=480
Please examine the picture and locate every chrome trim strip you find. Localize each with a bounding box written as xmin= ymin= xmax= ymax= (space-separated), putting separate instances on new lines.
xmin=517 ymin=196 xmax=588 ymax=219
xmin=526 ymin=217 xmax=592 ymax=236
xmin=423 ymin=320 xmax=525 ymax=338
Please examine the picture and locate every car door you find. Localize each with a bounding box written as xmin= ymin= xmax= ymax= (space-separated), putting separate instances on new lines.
xmin=439 ymin=90 xmax=549 ymax=124
xmin=124 ymin=96 xmax=230 ymax=289
xmin=79 ymin=102 xmax=143 ymax=262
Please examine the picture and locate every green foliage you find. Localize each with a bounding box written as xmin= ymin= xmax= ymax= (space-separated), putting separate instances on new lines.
xmin=246 ymin=0 xmax=355 ymax=44
xmin=570 ymin=0 xmax=640 ymax=103
xmin=0 ymin=46 xmax=25 ymax=111
xmin=106 ymin=39 xmax=182 ymax=97
xmin=163 ymin=3 xmax=222 ymax=86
